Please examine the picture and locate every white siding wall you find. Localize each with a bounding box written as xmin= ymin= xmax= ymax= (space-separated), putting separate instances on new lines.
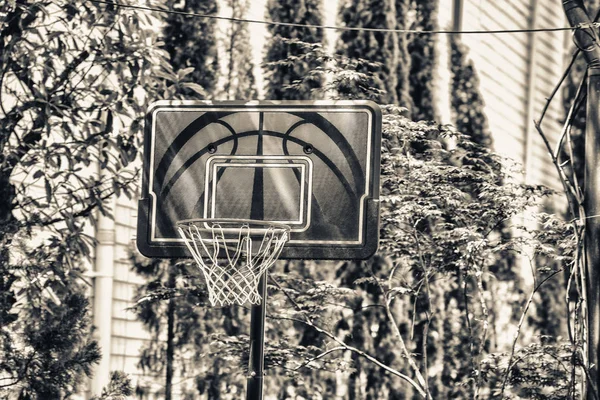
xmin=529 ymin=1 xmax=567 ymax=189
xmin=461 ymin=0 xmax=565 ymax=190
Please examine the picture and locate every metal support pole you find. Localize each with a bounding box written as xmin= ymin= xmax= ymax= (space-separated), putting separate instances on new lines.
xmin=246 ymin=273 xmax=267 ymax=400
xmin=586 ymin=66 xmax=600 ymax=398
xmin=247 ymin=111 xmax=266 ymax=399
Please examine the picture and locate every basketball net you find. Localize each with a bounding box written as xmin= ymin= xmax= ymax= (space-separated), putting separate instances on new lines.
xmin=177 ymin=220 xmax=289 ymax=306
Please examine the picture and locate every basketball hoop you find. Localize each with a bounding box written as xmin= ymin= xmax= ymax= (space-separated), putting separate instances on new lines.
xmin=176 ymin=219 xmax=290 ymax=307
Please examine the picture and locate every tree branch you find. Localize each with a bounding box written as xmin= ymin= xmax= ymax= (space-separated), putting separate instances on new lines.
xmin=268 ymin=276 xmax=428 ymax=397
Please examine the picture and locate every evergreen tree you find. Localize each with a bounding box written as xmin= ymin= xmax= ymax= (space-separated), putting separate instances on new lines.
xmin=337 ymin=0 xmax=400 ymax=105
xmin=133 ymin=258 xmax=201 ymax=399
xmin=9 ymin=290 xmax=101 ymax=399
xmin=336 ymin=0 xmax=437 ymax=118
xmin=90 ymin=371 xmax=133 ymax=400
xmin=162 ymin=0 xmax=220 ymax=98
xmin=132 ymin=257 xmax=249 ymax=399
xmin=132 ymin=2 xmax=257 ymax=398
xmin=263 ymin=0 xmax=325 ymax=100
xmin=408 ymin=0 xmax=438 ymax=121
xmin=220 ymin=0 xmax=258 ymax=100
xmin=449 ymin=36 xmax=493 ymax=148
xmin=396 ymin=0 xmax=414 ymax=112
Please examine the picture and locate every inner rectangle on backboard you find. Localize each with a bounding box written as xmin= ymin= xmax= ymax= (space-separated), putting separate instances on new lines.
xmin=204 ymin=156 xmax=312 ymax=231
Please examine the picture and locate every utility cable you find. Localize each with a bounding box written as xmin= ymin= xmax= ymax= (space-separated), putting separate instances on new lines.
xmin=87 ymin=0 xmax=579 ymax=36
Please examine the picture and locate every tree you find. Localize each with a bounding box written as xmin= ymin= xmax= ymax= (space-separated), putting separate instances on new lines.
xmin=336 ymin=0 xmax=437 ymax=119
xmin=133 ymin=258 xmax=201 ymax=399
xmin=130 ymin=2 xmax=252 ymax=397
xmin=162 ymin=0 xmax=220 ymax=98
xmin=0 ymin=0 xmax=184 ymax=397
xmin=131 ymin=256 xmax=250 ymax=399
xmin=130 ymin=59 xmax=578 ymax=399
xmin=396 ymin=0 xmax=414 ymax=112
xmin=220 ymin=0 xmax=258 ymax=100
xmin=90 ymin=371 xmax=133 ymax=400
xmin=257 ymin=104 xmax=571 ymax=399
xmin=263 ymin=0 xmax=325 ymax=100
xmin=449 ymin=35 xmax=493 ymax=148
xmin=337 ymin=0 xmax=400 ymax=105
xmin=128 ymin=3 xmax=580 ymax=398
xmin=408 ymin=0 xmax=438 ymax=121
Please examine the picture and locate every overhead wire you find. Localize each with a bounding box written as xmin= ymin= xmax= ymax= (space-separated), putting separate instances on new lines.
xmin=87 ymin=0 xmax=580 ymax=36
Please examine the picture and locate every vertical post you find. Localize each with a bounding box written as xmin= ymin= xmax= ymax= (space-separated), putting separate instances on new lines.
xmin=562 ymin=2 xmax=600 ymax=397
xmin=247 ymin=112 xmax=266 ymax=400
xmin=165 ymin=263 xmax=177 ymax=400
xmin=246 ymin=275 xmax=267 ymax=400
xmin=91 ymin=170 xmax=116 ymax=395
xmin=452 ymin=0 xmax=463 ymax=32
xmin=586 ymin=66 xmax=600 ymax=398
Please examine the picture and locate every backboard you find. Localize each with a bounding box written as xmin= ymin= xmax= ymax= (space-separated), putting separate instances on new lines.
xmin=136 ymin=100 xmax=381 ymax=259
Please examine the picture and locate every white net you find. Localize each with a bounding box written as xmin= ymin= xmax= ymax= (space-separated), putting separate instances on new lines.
xmin=176 ymin=220 xmax=290 ymax=307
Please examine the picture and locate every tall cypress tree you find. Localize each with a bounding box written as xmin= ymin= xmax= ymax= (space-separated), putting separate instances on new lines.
xmin=408 ymin=0 xmax=438 ymax=121
xmin=221 ymin=0 xmax=258 ymax=100
xmin=396 ymin=0 xmax=414 ymax=112
xmin=133 ymin=3 xmax=229 ymax=398
xmin=263 ymin=0 xmax=325 ymax=100
xmin=449 ymin=35 xmax=493 ymax=148
xmin=337 ymin=0 xmax=399 ymax=105
xmin=162 ymin=0 xmax=219 ymax=97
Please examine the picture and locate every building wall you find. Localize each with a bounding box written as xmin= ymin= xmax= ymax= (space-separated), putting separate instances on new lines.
xmin=461 ymin=0 xmax=566 ymax=190
xmin=90 ymin=187 xmax=195 ymax=398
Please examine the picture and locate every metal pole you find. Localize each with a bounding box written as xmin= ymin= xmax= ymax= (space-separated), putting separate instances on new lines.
xmin=247 ymin=111 xmax=266 ymax=399
xmin=246 ymin=273 xmax=267 ymax=400
xmin=586 ymin=66 xmax=600 ymax=398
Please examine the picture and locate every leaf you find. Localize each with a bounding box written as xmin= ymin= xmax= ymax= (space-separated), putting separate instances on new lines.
xmin=180 ymin=82 xmax=206 ymax=96
xmin=177 ymin=67 xmax=195 ymax=80
xmin=32 ymin=170 xmax=44 ymax=180
xmin=44 ymin=177 xmax=52 ymax=204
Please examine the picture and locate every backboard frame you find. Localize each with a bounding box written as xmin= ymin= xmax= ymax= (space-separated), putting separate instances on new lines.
xmin=136 ymin=100 xmax=382 ymax=260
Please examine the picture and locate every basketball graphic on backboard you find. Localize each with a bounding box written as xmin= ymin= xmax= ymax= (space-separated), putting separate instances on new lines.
xmin=137 ymin=101 xmax=382 ymax=260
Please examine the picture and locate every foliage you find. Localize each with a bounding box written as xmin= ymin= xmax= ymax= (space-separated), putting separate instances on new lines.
xmin=337 ymin=0 xmax=400 ymax=105
xmin=263 ymin=0 xmax=325 ymax=100
xmin=481 ymin=341 xmax=576 ymax=399
xmin=90 ymin=371 xmax=133 ymax=400
xmin=131 ymin=3 xmax=581 ymax=400
xmin=449 ymin=35 xmax=493 ymax=148
xmin=162 ymin=0 xmax=219 ymax=98
xmin=336 ymin=0 xmax=437 ymax=120
xmin=132 ymin=99 xmax=572 ymax=398
xmin=2 ymin=291 xmax=100 ymax=399
xmin=407 ymin=0 xmax=438 ymax=121
xmin=218 ymin=105 xmax=570 ymax=399
xmin=131 ymin=255 xmax=249 ymax=399
xmin=219 ymin=0 xmax=258 ymax=100
xmin=0 ymin=0 xmax=184 ymax=397
xmin=131 ymin=96 xmax=576 ymax=399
